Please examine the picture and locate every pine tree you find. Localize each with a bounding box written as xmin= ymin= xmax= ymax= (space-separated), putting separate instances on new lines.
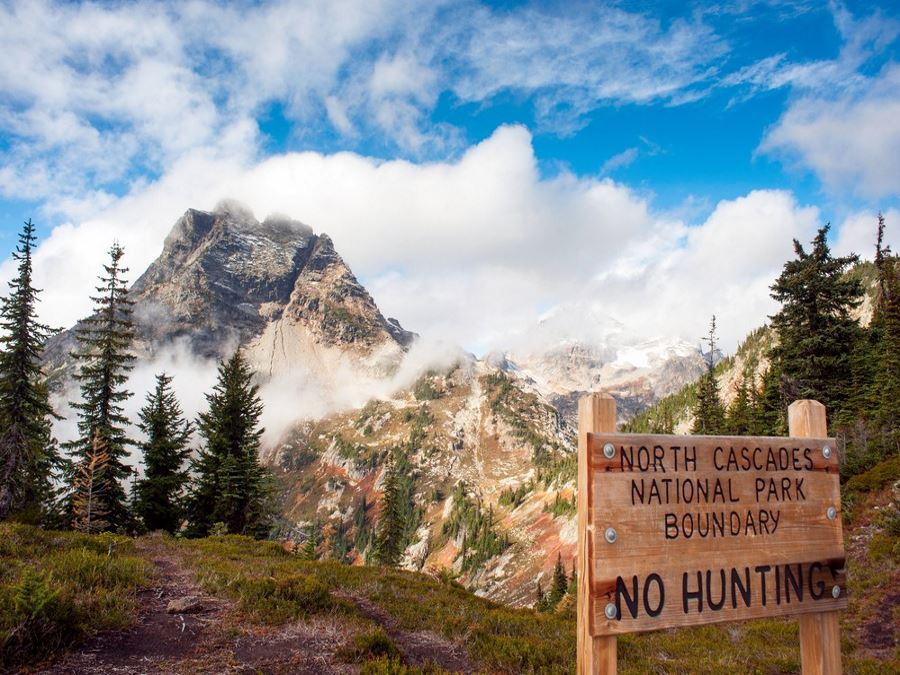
xmin=548 ymin=552 xmax=568 ymax=607
xmin=568 ymin=559 xmax=577 ymax=596
xmin=871 ymin=215 xmax=900 ymax=454
xmin=71 ymin=432 xmax=111 ymax=534
xmin=135 ymin=373 xmax=193 ymax=533
xmin=372 ymin=449 xmax=406 ymax=567
xmin=535 ymin=580 xmax=546 ymax=610
xmin=726 ymin=377 xmax=754 ymax=435
xmin=187 ymin=349 xmax=272 ymax=537
xmin=692 ymin=316 xmax=726 ymax=434
xmin=768 ymin=226 xmax=864 ymax=422
xmin=64 ymin=243 xmax=136 ymax=531
xmin=300 ymin=521 xmax=319 ymax=561
xmin=758 ymin=364 xmax=787 ymax=435
xmin=0 ymin=219 xmax=61 ymax=521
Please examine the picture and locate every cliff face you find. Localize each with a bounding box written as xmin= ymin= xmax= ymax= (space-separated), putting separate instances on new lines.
xmin=44 ymin=204 xmax=414 ymax=379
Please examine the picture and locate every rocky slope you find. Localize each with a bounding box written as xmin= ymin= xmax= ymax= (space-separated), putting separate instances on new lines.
xmin=269 ymin=359 xmax=579 ymax=607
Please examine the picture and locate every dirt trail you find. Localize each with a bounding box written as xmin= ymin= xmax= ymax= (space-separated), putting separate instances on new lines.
xmin=38 ymin=539 xmax=230 ymax=674
xmin=35 ymin=540 xmax=480 ymax=674
xmin=37 ymin=540 xmax=352 ymax=674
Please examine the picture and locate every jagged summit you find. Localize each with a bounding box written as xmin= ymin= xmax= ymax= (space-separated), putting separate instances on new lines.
xmin=45 ymin=203 xmax=415 ymax=373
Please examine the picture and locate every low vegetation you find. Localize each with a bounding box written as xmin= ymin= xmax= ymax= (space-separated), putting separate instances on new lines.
xmin=0 ymin=523 xmax=150 ymax=670
xmin=3 ymin=487 xmax=898 ymax=674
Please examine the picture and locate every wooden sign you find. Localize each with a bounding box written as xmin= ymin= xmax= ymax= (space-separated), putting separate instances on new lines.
xmin=584 ymin=431 xmax=846 ymax=635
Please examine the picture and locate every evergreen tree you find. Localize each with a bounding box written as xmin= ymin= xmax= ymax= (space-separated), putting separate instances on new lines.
xmin=372 ymin=449 xmax=406 ymax=567
xmin=768 ymin=226 xmax=864 ymax=421
xmin=300 ymin=521 xmax=319 ymax=561
xmin=71 ymin=432 xmax=111 ymax=534
xmin=187 ymin=349 xmax=272 ymax=537
xmin=64 ymin=243 xmax=136 ymax=531
xmin=726 ymin=377 xmax=754 ymax=435
xmin=568 ymin=559 xmax=577 ymax=596
xmin=692 ymin=316 xmax=726 ymax=434
xmin=135 ymin=373 xmax=193 ymax=533
xmin=329 ymin=520 xmax=351 ymax=563
xmin=548 ymin=552 xmax=568 ymax=606
xmin=535 ymin=580 xmax=546 ymax=610
xmin=0 ymin=219 xmax=61 ymax=521
xmin=758 ymin=364 xmax=787 ymax=435
xmin=871 ymin=215 xmax=900 ymax=454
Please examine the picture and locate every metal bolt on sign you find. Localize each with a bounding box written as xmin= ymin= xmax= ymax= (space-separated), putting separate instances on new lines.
xmin=603 ymin=442 xmax=615 ymax=459
xmin=831 ymin=586 xmax=841 ymax=599
xmin=605 ymin=603 xmax=618 ymax=620
xmin=605 ymin=527 xmax=618 ymax=544
xmin=822 ymin=445 xmax=832 ymax=459
xmin=826 ymin=506 xmax=837 ymax=521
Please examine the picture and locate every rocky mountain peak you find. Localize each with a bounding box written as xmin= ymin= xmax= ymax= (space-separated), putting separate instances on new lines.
xmin=45 ymin=204 xmax=414 ymax=372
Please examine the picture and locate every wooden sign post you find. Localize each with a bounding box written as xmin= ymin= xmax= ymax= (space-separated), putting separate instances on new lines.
xmin=577 ymin=394 xmax=846 ymax=675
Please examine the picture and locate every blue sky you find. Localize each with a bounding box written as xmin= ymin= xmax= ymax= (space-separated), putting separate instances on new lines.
xmin=1 ymin=0 xmax=899 ymax=352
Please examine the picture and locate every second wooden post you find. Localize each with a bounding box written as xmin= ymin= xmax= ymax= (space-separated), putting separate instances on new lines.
xmin=788 ymin=399 xmax=843 ymax=675
xmin=577 ymin=393 xmax=617 ymax=675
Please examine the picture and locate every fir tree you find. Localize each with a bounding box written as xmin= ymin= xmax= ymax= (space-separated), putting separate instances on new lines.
xmin=548 ymin=552 xmax=568 ymax=607
xmin=692 ymin=316 xmax=726 ymax=434
xmin=0 ymin=219 xmax=61 ymax=521
xmin=568 ymin=559 xmax=577 ymax=596
xmin=726 ymin=377 xmax=754 ymax=435
xmin=187 ymin=349 xmax=272 ymax=537
xmin=768 ymin=226 xmax=864 ymax=421
xmin=535 ymin=580 xmax=546 ymax=610
xmin=372 ymin=449 xmax=406 ymax=567
xmin=758 ymin=364 xmax=787 ymax=435
xmin=871 ymin=215 xmax=900 ymax=454
xmin=329 ymin=520 xmax=351 ymax=563
xmin=71 ymin=432 xmax=111 ymax=534
xmin=300 ymin=521 xmax=319 ymax=561
xmin=135 ymin=373 xmax=193 ymax=533
xmin=64 ymin=243 xmax=136 ymax=531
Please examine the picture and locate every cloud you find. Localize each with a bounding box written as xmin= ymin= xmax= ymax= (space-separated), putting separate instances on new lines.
xmin=732 ymin=5 xmax=900 ymax=197
xmin=7 ymin=126 xmax=827 ymax=362
xmin=0 ymin=0 xmax=732 ymax=208
xmin=832 ymin=208 xmax=899 ymax=258
xmin=600 ymin=148 xmax=639 ymax=175
xmin=760 ymin=64 xmax=900 ymax=198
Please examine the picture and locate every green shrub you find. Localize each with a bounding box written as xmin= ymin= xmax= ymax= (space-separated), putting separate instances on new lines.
xmin=845 ymin=456 xmax=900 ymax=496
xmin=0 ymin=570 xmax=79 ymax=668
xmin=339 ymin=627 xmax=401 ymax=662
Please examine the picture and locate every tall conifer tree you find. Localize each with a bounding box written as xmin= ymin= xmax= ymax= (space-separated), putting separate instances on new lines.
xmin=0 ymin=219 xmax=61 ymax=521
xmin=692 ymin=316 xmax=726 ymax=434
xmin=768 ymin=226 xmax=863 ymax=420
xmin=135 ymin=373 xmax=193 ymax=533
xmin=187 ymin=349 xmax=272 ymax=537
xmin=871 ymin=215 xmax=900 ymax=453
xmin=372 ymin=449 xmax=406 ymax=567
xmin=65 ymin=243 xmax=136 ymax=531
xmin=726 ymin=377 xmax=754 ymax=435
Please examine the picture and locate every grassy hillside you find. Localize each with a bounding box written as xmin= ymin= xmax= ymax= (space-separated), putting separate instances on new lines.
xmin=4 ymin=464 xmax=897 ymax=674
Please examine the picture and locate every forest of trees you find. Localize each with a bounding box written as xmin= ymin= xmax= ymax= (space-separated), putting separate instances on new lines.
xmin=688 ymin=218 xmax=899 ymax=483
xmin=0 ymin=220 xmax=275 ymax=537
